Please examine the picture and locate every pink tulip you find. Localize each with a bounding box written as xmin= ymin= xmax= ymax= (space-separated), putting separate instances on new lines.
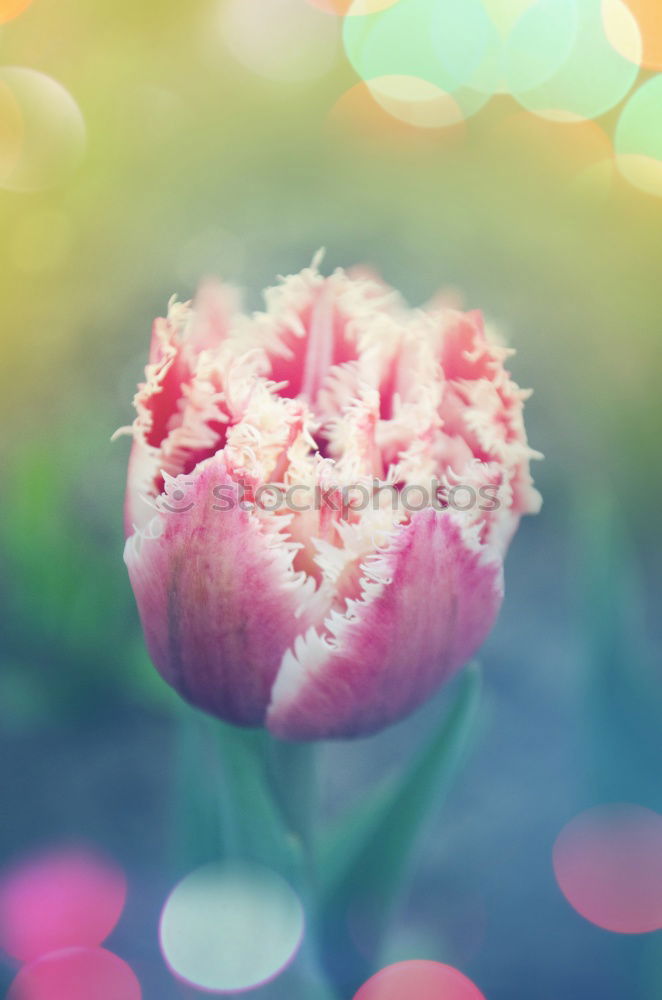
xmin=121 ymin=256 xmax=540 ymax=739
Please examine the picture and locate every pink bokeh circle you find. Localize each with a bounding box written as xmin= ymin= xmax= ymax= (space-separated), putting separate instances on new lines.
xmin=353 ymin=960 xmax=487 ymax=1000
xmin=553 ymin=804 xmax=662 ymax=934
xmin=7 ymin=947 xmax=141 ymax=1000
xmin=0 ymin=847 xmax=127 ymax=962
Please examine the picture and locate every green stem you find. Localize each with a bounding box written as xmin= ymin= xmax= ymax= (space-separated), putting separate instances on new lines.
xmin=266 ymin=737 xmax=319 ymax=886
xmin=318 ymin=666 xmax=482 ymax=995
xmin=213 ymin=722 xmax=339 ymax=999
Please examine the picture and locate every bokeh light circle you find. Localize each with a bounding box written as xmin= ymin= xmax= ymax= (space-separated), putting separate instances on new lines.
xmin=343 ymin=1 xmax=490 ymax=121
xmin=0 ymin=69 xmax=85 ymax=192
xmin=553 ymin=804 xmax=662 ymax=933
xmin=306 ymin=0 xmax=401 ymax=14
xmin=430 ymin=0 xmax=495 ymax=88
xmin=353 ymin=960 xmax=487 ymax=1000
xmin=366 ymin=76 xmax=465 ymax=128
xmin=615 ymin=75 xmax=662 ymax=197
xmin=219 ymin=0 xmax=339 ymax=83
xmin=0 ymin=0 xmax=33 ymax=24
xmin=617 ymin=0 xmax=662 ymax=70
xmin=343 ymin=0 xmax=492 ymax=127
xmin=481 ymin=0 xmax=538 ymax=36
xmin=511 ymin=0 xmax=641 ymax=121
xmin=0 ymin=78 xmax=24 ymax=183
xmin=159 ymin=862 xmax=305 ymax=993
xmin=328 ymin=79 xmax=467 ymax=145
xmin=7 ymin=948 xmax=142 ymax=1000
xmin=503 ymin=0 xmax=580 ymax=95
xmin=0 ymin=847 xmax=127 ymax=963
xmin=601 ymin=0 xmax=645 ymax=65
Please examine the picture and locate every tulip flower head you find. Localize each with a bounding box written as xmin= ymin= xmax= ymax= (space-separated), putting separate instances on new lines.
xmin=121 ymin=255 xmax=540 ymax=739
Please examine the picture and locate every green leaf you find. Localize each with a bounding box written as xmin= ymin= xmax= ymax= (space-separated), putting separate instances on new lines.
xmin=317 ymin=664 xmax=482 ymax=995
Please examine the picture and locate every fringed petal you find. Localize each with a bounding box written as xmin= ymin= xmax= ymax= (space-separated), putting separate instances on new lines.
xmin=267 ymin=509 xmax=504 ymax=740
xmin=125 ymin=454 xmax=315 ymax=726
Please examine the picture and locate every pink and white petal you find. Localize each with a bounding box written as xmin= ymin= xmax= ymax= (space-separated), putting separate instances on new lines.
xmin=261 ymin=274 xmax=359 ymax=403
xmin=125 ymin=454 xmax=313 ymax=726
xmin=136 ymin=324 xmax=192 ymax=450
xmin=122 ymin=287 xmax=242 ymax=529
xmin=437 ymin=309 xmax=512 ymax=384
xmin=251 ymin=258 xmax=403 ymax=407
xmin=123 ymin=364 xmax=229 ymax=536
xmin=267 ymin=509 xmax=504 ymax=740
xmin=124 ymin=438 xmax=163 ymax=535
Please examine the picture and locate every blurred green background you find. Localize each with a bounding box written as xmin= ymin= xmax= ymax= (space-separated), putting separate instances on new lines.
xmin=1 ymin=0 xmax=661 ymax=997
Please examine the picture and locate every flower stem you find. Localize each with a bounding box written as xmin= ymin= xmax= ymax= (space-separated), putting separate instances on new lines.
xmin=213 ymin=722 xmax=339 ymax=998
xmin=265 ymin=736 xmax=318 ymax=885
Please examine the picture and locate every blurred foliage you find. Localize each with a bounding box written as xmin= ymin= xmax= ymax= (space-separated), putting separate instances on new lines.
xmin=0 ymin=426 xmax=177 ymax=731
xmin=575 ymin=492 xmax=662 ymax=807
